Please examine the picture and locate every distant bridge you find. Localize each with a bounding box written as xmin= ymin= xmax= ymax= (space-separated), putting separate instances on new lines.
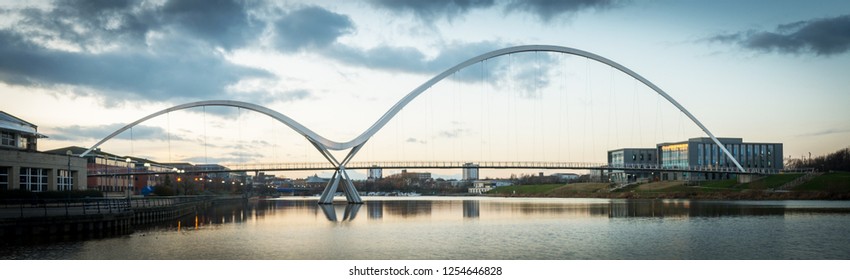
xmin=86 ymin=161 xmax=769 ymax=177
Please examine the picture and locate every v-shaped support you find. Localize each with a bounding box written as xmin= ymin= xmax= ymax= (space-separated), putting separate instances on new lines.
xmin=311 ymin=140 xmax=365 ymax=204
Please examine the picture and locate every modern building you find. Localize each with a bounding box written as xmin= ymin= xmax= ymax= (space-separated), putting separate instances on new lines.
xmin=606 ymin=137 xmax=783 ymax=182
xmin=606 ymin=148 xmax=658 ymax=183
xmin=1 ymin=111 xmax=86 ymax=192
xmin=656 ymin=137 xmax=783 ymax=181
xmin=368 ymin=165 xmax=382 ymax=181
xmin=462 ymin=163 xmax=479 ymax=181
xmin=47 ymin=146 xmax=174 ymax=194
xmin=551 ymin=173 xmax=580 ymax=182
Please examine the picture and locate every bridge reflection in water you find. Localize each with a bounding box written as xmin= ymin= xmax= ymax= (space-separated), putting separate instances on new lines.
xmin=137 ymin=198 xmax=850 ymax=231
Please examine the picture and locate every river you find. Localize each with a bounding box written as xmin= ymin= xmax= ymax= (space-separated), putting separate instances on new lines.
xmin=3 ymin=197 xmax=850 ymax=260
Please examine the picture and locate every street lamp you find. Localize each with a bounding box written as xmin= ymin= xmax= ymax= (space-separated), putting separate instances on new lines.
xmin=125 ymin=158 xmax=132 ymax=201
xmin=65 ymin=150 xmax=72 ymax=192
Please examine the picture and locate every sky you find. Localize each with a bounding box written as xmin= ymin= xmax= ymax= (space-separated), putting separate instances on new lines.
xmin=1 ymin=0 xmax=849 ymax=179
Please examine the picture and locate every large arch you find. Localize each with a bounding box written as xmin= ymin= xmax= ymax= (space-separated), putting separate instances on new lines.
xmin=78 ymin=100 xmax=335 ymax=157
xmin=343 ymin=45 xmax=745 ymax=172
xmin=80 ymin=45 xmax=745 ymax=189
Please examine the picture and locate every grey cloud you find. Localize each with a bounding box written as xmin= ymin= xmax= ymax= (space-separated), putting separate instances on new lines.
xmin=163 ymin=0 xmax=264 ymax=50
xmin=0 ymin=30 xmax=271 ymax=105
xmin=17 ymin=0 xmax=156 ymax=50
xmin=504 ymin=0 xmax=627 ymax=22
xmin=273 ymin=5 xmax=354 ymax=52
xmin=49 ymin=123 xmax=183 ymax=142
xmin=406 ymin=137 xmax=427 ymax=144
xmin=326 ymin=41 xmax=504 ymax=75
xmin=439 ymin=128 xmax=470 ymax=138
xmin=707 ymin=14 xmax=850 ymax=56
xmin=368 ymin=0 xmax=624 ymax=23
xmin=326 ymin=41 xmax=558 ymax=96
xmin=368 ymin=0 xmax=496 ymax=22
xmin=797 ymin=128 xmax=850 ymax=137
xmin=182 ymin=151 xmax=265 ymax=164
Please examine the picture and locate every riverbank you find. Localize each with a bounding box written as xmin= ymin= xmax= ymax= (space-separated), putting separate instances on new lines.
xmin=0 ymin=196 xmax=245 ymax=244
xmin=487 ymin=172 xmax=850 ymax=200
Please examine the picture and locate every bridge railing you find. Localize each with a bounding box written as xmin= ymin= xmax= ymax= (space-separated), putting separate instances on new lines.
xmin=87 ymin=161 xmax=782 ymax=177
xmin=0 ymin=198 xmax=131 ymax=219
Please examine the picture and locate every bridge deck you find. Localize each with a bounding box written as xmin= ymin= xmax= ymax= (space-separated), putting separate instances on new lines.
xmin=86 ymin=161 xmax=774 ymax=177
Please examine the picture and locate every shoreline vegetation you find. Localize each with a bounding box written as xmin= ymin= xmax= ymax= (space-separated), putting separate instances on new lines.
xmin=486 ymin=171 xmax=850 ymax=200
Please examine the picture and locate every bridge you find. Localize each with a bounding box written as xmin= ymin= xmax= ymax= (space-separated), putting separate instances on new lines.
xmin=80 ymin=45 xmax=755 ymax=204
xmin=86 ymin=161 xmax=767 ymax=177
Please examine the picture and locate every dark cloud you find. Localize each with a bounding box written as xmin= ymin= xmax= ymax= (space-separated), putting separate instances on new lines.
xmin=504 ymin=0 xmax=626 ymax=22
xmin=326 ymin=41 xmax=558 ymax=96
xmin=707 ymin=14 xmax=850 ymax=56
xmin=49 ymin=123 xmax=183 ymax=142
xmin=17 ymin=0 xmax=156 ymax=50
xmin=326 ymin=41 xmax=504 ymax=75
xmin=0 ymin=30 xmax=270 ymax=105
xmin=163 ymin=0 xmax=264 ymax=50
xmin=273 ymin=6 xmax=354 ymax=52
xmin=0 ymin=0 xmax=282 ymax=105
xmin=368 ymin=0 xmax=495 ymax=22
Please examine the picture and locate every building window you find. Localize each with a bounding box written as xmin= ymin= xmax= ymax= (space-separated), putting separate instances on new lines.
xmin=1 ymin=131 xmax=15 ymax=147
xmin=698 ymin=144 xmax=704 ymax=165
xmin=0 ymin=167 xmax=9 ymax=190
xmin=20 ymin=167 xmax=48 ymax=192
xmin=57 ymin=169 xmax=73 ymax=191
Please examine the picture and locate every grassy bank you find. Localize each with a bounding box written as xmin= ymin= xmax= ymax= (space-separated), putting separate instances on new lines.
xmin=486 ymin=172 xmax=850 ymax=200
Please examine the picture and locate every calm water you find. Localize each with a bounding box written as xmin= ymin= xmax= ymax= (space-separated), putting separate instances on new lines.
xmin=3 ymin=197 xmax=850 ymax=260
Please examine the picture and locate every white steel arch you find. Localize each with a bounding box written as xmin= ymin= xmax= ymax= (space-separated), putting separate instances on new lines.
xmin=80 ymin=45 xmax=746 ymax=201
xmin=78 ymin=100 xmax=335 ymax=157
xmin=345 ymin=45 xmax=745 ymax=172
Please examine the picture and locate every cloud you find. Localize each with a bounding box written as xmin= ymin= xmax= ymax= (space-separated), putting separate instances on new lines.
xmin=797 ymin=128 xmax=850 ymax=137
xmin=162 ymin=0 xmax=264 ymax=50
xmin=326 ymin=41 xmax=558 ymax=96
xmin=273 ymin=5 xmax=354 ymax=52
xmin=0 ymin=30 xmax=271 ymax=105
xmin=367 ymin=0 xmax=496 ymax=22
xmin=503 ymin=0 xmax=626 ymax=22
xmin=16 ymin=0 xmax=156 ymax=51
xmin=49 ymin=123 xmax=184 ymax=142
xmin=182 ymin=151 xmax=265 ymax=164
xmin=0 ymin=0 xmax=281 ymax=105
xmin=439 ymin=128 xmax=470 ymax=138
xmin=405 ymin=137 xmax=427 ymax=144
xmin=707 ymin=14 xmax=850 ymax=56
xmin=326 ymin=41 xmax=504 ymax=76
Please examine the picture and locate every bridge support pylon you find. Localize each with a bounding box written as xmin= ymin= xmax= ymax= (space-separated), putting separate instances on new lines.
xmin=312 ymin=141 xmax=364 ymax=204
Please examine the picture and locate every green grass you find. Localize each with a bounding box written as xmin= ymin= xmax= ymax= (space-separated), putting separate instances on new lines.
xmin=744 ymin=173 xmax=804 ymax=190
xmin=488 ymin=184 xmax=563 ymax=195
xmin=487 ymin=183 xmax=609 ymax=195
xmin=696 ymin=179 xmax=739 ymax=189
xmin=795 ymin=172 xmax=850 ymax=192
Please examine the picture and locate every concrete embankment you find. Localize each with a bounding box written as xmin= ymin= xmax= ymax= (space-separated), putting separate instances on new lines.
xmin=0 ymin=196 xmax=244 ymax=244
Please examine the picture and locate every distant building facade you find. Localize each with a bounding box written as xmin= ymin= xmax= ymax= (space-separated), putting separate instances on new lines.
xmin=606 ymin=148 xmax=657 ymax=183
xmin=462 ymin=163 xmax=479 ymax=181
xmin=368 ymin=166 xmax=382 ymax=181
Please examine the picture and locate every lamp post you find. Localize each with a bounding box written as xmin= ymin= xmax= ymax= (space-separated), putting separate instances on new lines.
xmin=125 ymin=158 xmax=132 ymax=207
xmin=65 ymin=150 xmax=72 ymax=191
